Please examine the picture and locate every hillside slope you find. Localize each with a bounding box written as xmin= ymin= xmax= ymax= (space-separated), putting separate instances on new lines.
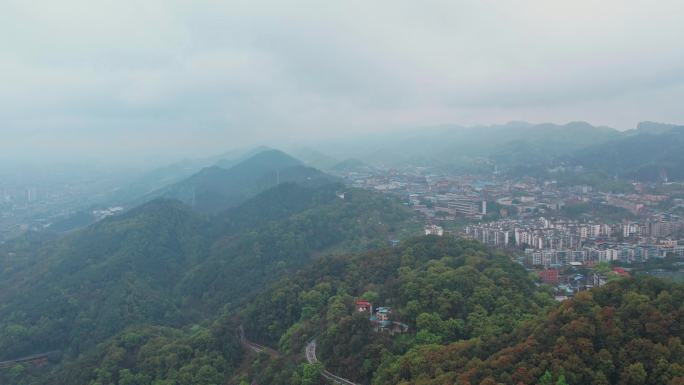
xmin=149 ymin=149 xmax=336 ymax=213
xmin=240 ymin=236 xmax=556 ymax=384
xmin=567 ymin=124 xmax=684 ymax=182
xmin=0 ymin=181 xmax=413 ymax=375
xmin=376 ymin=277 xmax=684 ymax=385
xmin=110 ymin=146 xmax=271 ymax=204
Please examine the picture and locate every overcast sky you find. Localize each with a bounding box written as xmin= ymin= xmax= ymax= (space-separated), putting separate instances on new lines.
xmin=2 ymin=0 xmax=684 ymax=165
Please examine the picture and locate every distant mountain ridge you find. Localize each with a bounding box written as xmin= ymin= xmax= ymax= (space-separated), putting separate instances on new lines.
xmin=104 ymin=146 xmax=273 ymax=208
xmin=307 ymin=120 xmax=684 ymax=182
xmin=567 ymin=123 xmax=684 ymax=181
xmin=40 ymin=148 xmax=336 ymax=236
xmin=633 ymin=121 xmax=684 ymax=135
xmin=330 ymin=158 xmax=370 ymax=172
xmin=138 ymin=149 xmax=337 ymax=213
xmin=311 ymin=121 xmax=621 ymax=171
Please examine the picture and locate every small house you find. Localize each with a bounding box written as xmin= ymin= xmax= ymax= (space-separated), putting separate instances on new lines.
xmin=355 ymin=300 xmax=372 ymax=313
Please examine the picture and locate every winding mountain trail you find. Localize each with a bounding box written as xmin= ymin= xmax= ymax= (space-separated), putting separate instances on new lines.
xmin=238 ymin=325 xmax=358 ymax=385
xmin=238 ymin=325 xmax=280 ymax=357
xmin=0 ymin=351 xmax=58 ymax=369
xmin=305 ymin=339 xmax=359 ymax=385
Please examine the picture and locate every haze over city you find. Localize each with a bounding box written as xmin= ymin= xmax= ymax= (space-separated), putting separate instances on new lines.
xmin=2 ymin=0 xmax=684 ymax=165
xmin=3 ymin=2 xmax=684 ymax=385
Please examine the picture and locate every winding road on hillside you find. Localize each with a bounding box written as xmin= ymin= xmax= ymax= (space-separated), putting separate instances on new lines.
xmin=305 ymin=339 xmax=359 ymax=385
xmin=0 ymin=351 xmax=58 ymax=369
xmin=238 ymin=325 xmax=280 ymax=357
xmin=239 ymin=325 xmax=358 ymax=385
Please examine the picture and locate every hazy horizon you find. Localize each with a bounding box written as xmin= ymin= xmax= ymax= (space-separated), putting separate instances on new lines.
xmin=2 ymin=0 xmax=684 ymax=165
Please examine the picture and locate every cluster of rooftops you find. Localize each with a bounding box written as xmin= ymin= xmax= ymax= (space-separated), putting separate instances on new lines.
xmin=356 ymin=300 xmax=393 ymax=328
xmin=356 ymin=299 xmax=408 ymax=332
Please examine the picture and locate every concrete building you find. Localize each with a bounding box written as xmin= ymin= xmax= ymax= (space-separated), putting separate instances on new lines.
xmin=424 ymin=224 xmax=444 ymax=236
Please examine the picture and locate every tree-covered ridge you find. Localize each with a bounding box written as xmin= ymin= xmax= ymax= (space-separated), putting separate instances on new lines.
xmin=0 ymin=199 xmax=211 ymax=361
xmin=3 ymin=226 xmax=682 ymax=385
xmin=0 ymin=181 xmax=414 ymax=373
xmin=176 ymin=184 xmax=414 ymax=314
xmin=241 ymin=237 xmax=555 ymax=384
xmin=1 ymin=319 xmax=244 ymax=385
xmin=147 ymin=149 xmax=336 ymax=213
xmin=376 ymin=277 xmax=684 ymax=385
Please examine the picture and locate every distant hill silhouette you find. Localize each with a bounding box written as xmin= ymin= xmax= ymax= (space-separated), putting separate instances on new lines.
xmin=310 ymin=120 xmax=684 ymax=182
xmin=145 ymin=149 xmax=336 ymax=213
xmin=330 ymin=158 xmax=370 ymax=172
xmin=313 ymin=121 xmax=621 ymax=172
xmin=567 ymin=122 xmax=684 ymax=181
xmin=113 ymin=146 xmax=272 ymax=203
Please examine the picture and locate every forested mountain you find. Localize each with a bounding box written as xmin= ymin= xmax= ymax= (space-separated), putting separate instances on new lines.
xmin=39 ymin=147 xmax=279 ymax=235
xmin=239 ymin=237 xmax=682 ymax=385
xmin=566 ymin=123 xmax=684 ymax=182
xmin=376 ymin=277 xmax=684 ymax=385
xmin=49 ymin=322 xmax=246 ymax=385
xmin=0 ymin=199 xmax=211 ymax=360
xmin=145 ymin=149 xmax=336 ymax=213
xmin=240 ymin=236 xmax=556 ymax=384
xmin=0 ymin=175 xmax=414 ymax=384
xmin=2 ymin=146 xmax=683 ymax=385
xmin=112 ymin=146 xmax=272 ymax=204
xmin=3 ymin=231 xmax=682 ymax=385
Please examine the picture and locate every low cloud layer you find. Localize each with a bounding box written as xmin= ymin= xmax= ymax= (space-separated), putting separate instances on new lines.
xmin=2 ymin=0 xmax=683 ymax=164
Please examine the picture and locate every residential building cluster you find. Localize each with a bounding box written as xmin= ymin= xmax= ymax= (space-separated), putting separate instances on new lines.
xmin=332 ymin=165 xmax=684 ymax=278
xmin=463 ymin=215 xmax=684 ymax=267
xmin=537 ymin=266 xmax=631 ymax=302
xmin=336 ymin=166 xmax=684 ymax=227
xmin=0 ymin=171 xmax=129 ymax=243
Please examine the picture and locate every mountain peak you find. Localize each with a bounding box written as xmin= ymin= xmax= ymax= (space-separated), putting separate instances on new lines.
xmin=635 ymin=121 xmax=684 ymax=134
xmin=234 ymin=149 xmax=303 ymax=171
xmin=148 ymin=148 xmax=332 ymax=213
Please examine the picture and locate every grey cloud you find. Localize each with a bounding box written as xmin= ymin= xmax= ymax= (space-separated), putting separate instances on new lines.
xmin=1 ymin=0 xmax=683 ymax=164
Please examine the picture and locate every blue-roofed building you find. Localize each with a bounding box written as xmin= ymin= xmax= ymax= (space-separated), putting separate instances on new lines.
xmin=366 ymin=305 xmax=409 ymax=334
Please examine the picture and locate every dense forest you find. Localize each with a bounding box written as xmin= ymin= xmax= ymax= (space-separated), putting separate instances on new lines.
xmin=239 ymin=237 xmax=683 ymax=385
xmin=2 ymin=232 xmax=683 ymax=384
xmin=1 ymin=319 xmax=245 ymax=385
xmin=375 ymin=277 xmax=684 ymax=385
xmin=239 ymin=236 xmax=557 ymax=384
xmin=0 ymin=177 xmax=414 ymax=384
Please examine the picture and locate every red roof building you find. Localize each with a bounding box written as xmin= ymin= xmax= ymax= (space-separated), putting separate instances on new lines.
xmin=355 ymin=300 xmax=372 ymax=313
xmin=538 ymin=269 xmax=559 ymax=284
